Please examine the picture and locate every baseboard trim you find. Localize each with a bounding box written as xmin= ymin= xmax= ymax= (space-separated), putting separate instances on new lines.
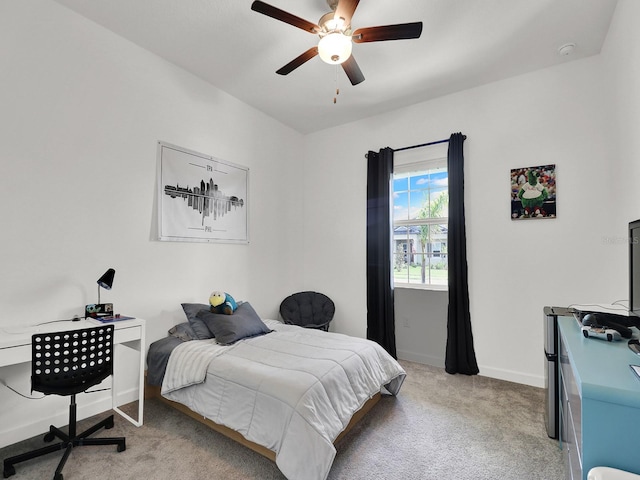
xmin=397 ymin=350 xmax=544 ymax=388
xmin=397 ymin=349 xmax=444 ymax=368
xmin=476 ymin=366 xmax=544 ymax=388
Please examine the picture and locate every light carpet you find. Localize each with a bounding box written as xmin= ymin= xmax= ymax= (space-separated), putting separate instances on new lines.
xmin=0 ymin=360 xmax=563 ymax=479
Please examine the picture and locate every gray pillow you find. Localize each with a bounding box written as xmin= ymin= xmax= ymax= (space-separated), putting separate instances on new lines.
xmin=197 ymin=302 xmax=271 ymax=345
xmin=168 ymin=322 xmax=198 ymax=342
xmin=181 ymin=303 xmax=213 ymax=340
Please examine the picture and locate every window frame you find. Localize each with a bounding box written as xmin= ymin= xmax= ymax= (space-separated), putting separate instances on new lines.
xmin=392 ymin=147 xmax=449 ymax=291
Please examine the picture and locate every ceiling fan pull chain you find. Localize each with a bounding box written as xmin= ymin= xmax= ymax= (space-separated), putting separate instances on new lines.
xmin=334 ymin=65 xmax=340 ymax=104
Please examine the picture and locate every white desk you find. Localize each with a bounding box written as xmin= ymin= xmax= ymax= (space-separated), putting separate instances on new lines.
xmin=0 ymin=317 xmax=145 ymax=428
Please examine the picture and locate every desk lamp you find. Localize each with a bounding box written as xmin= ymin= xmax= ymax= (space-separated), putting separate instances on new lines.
xmin=97 ymin=268 xmax=115 ymax=304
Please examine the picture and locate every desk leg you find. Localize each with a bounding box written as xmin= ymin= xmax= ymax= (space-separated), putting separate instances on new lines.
xmin=112 ymin=337 xmax=145 ymax=427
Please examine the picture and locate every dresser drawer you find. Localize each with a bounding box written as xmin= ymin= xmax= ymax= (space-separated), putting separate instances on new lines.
xmin=566 ymin=398 xmax=582 ymax=478
xmin=561 ymin=364 xmax=582 ymax=454
xmin=560 ymin=334 xmax=583 ymax=480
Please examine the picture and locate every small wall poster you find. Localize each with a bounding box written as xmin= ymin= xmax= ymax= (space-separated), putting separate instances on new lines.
xmin=510 ymin=164 xmax=556 ymax=220
xmin=157 ymin=141 xmax=249 ymax=243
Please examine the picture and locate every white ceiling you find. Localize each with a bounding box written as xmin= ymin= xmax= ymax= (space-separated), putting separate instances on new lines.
xmin=52 ymin=0 xmax=618 ymax=134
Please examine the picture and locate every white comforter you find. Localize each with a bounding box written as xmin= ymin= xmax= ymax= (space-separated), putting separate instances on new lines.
xmin=161 ymin=320 xmax=405 ymax=480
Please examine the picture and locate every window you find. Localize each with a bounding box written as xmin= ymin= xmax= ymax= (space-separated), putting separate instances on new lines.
xmin=392 ymin=151 xmax=448 ymax=289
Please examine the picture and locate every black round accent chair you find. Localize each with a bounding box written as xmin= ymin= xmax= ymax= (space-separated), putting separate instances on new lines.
xmin=279 ymin=291 xmax=335 ymax=331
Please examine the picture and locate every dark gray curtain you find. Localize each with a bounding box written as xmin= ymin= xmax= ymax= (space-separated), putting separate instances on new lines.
xmin=366 ymin=147 xmax=397 ymax=358
xmin=445 ymin=133 xmax=479 ymax=375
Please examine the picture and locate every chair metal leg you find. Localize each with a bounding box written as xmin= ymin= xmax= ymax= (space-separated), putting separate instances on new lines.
xmin=3 ymin=406 xmax=126 ymax=479
xmin=3 ymin=442 xmax=66 ymax=478
xmin=45 ymin=425 xmax=70 ymax=443
xmin=53 ymin=443 xmax=73 ymax=480
xmin=77 ymin=415 xmax=114 ymax=440
xmin=80 ymin=436 xmax=126 ymax=452
xmin=77 ymin=415 xmax=126 ymax=452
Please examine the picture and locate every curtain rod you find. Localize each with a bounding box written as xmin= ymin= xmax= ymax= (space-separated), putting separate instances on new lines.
xmin=395 ymin=134 xmax=467 ymax=153
xmin=394 ymin=138 xmax=450 ymax=152
xmin=365 ymin=135 xmax=467 ymax=158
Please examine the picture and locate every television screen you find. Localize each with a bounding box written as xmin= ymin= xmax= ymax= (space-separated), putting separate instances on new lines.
xmin=630 ymin=219 xmax=640 ymax=317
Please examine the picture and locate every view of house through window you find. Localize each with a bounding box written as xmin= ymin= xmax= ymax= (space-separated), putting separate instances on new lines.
xmin=392 ymin=155 xmax=448 ymax=288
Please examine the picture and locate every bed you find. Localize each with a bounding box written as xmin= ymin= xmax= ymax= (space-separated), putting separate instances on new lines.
xmin=145 ymin=302 xmax=406 ymax=480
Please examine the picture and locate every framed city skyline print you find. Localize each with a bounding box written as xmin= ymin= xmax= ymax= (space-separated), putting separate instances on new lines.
xmin=510 ymin=164 xmax=556 ymax=220
xmin=157 ymin=141 xmax=249 ymax=243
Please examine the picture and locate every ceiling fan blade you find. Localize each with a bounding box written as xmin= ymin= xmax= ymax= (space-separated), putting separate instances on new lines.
xmin=353 ymin=22 xmax=423 ymax=43
xmin=251 ymin=1 xmax=320 ymax=33
xmin=276 ymin=47 xmax=319 ymax=75
xmin=341 ymin=55 xmax=365 ymax=85
xmin=334 ymin=0 xmax=360 ymax=26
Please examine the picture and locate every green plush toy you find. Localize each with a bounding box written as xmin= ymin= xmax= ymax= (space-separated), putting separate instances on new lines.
xmin=517 ymin=170 xmax=548 ymax=218
xmin=209 ymin=291 xmax=237 ymax=315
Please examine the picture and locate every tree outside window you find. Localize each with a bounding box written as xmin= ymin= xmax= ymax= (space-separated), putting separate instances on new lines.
xmin=392 ymin=158 xmax=448 ymax=288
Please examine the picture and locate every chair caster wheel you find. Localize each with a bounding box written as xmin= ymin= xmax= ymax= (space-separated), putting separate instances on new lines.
xmin=54 ymin=473 xmax=63 ymax=480
xmin=117 ymin=441 xmax=126 ymax=453
xmin=43 ymin=432 xmax=55 ymax=442
xmin=3 ymin=464 xmax=16 ymax=478
xmin=105 ymin=417 xmax=114 ymax=430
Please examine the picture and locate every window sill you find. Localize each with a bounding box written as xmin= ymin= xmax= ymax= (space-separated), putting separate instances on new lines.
xmin=394 ymin=283 xmax=448 ymax=292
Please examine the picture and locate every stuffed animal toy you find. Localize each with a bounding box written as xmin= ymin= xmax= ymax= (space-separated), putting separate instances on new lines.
xmin=517 ymin=169 xmax=548 ymax=218
xmin=209 ymin=291 xmax=237 ymax=315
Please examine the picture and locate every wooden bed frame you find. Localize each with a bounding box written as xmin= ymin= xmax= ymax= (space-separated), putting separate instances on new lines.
xmin=144 ymin=381 xmax=381 ymax=462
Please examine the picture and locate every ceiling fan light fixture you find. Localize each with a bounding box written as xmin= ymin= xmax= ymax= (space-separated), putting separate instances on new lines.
xmin=318 ymin=12 xmax=346 ymax=32
xmin=318 ymin=32 xmax=352 ymax=65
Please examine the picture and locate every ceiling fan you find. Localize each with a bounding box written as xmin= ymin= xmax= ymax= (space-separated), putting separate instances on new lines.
xmin=250 ymin=0 xmax=423 ymax=86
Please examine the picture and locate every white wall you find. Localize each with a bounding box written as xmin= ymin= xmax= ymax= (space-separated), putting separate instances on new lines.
xmin=0 ymin=0 xmax=304 ymax=336
xmin=302 ymin=52 xmax=624 ymax=387
xmin=0 ymin=0 xmax=303 ymax=446
xmin=395 ymin=288 xmax=448 ymax=366
xmin=602 ymin=0 xmax=640 ymax=222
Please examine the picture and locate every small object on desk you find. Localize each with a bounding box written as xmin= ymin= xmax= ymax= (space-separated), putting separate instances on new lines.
xmin=581 ymin=325 xmax=621 ymax=342
xmin=94 ymin=315 xmax=135 ymax=323
xmin=629 ymin=339 xmax=640 ymax=355
xmin=85 ymin=303 xmax=114 ymax=319
xmin=581 ymin=313 xmax=634 ymax=338
xmin=631 ymin=364 xmax=640 ymax=380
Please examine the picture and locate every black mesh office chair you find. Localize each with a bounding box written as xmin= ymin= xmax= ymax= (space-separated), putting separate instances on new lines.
xmin=3 ymin=325 xmax=126 ymax=480
xmin=279 ymin=291 xmax=335 ymax=331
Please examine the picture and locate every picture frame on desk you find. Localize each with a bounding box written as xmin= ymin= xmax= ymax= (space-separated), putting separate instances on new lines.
xmin=85 ymin=303 xmax=114 ymax=319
